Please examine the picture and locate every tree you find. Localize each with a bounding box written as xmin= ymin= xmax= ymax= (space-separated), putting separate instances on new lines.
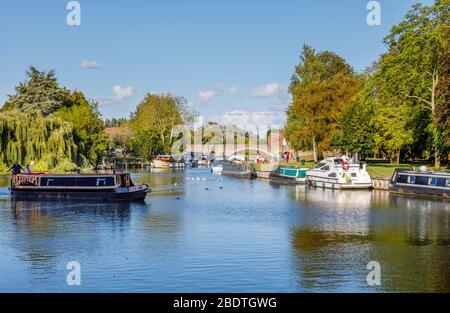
xmin=286 ymin=73 xmax=361 ymax=162
xmin=0 ymin=110 xmax=79 ymax=171
xmin=379 ymin=0 xmax=449 ymax=167
xmin=332 ymin=96 xmax=375 ymax=159
xmin=290 ymin=44 xmax=355 ymax=89
xmin=285 ymin=45 xmax=360 ymax=162
xmin=2 ymin=66 xmax=68 ymax=115
xmin=129 ymin=93 xmax=183 ymax=159
xmin=53 ymin=91 xmax=109 ymax=166
xmin=0 ymin=67 xmax=108 ymax=170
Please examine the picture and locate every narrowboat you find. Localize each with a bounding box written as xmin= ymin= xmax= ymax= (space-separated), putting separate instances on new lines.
xmin=306 ymin=156 xmax=372 ymax=190
xmin=152 ymin=155 xmax=185 ymax=169
xmin=389 ymin=167 xmax=449 ymax=198
xmin=10 ymin=172 xmax=149 ymax=201
xmin=269 ymin=166 xmax=308 ymax=185
xmin=222 ymin=162 xmax=256 ymax=179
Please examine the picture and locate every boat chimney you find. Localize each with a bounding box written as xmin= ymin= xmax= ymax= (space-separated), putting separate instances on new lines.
xmin=418 ymin=165 xmax=427 ymax=172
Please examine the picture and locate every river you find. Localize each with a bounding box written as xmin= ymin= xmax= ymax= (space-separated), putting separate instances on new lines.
xmin=0 ymin=169 xmax=449 ymax=292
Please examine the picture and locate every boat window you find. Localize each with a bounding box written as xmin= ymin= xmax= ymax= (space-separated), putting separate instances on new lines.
xmin=429 ymin=177 xmax=437 ymax=186
xmin=322 ymin=165 xmax=329 ymax=171
xmin=334 ymin=158 xmax=343 ymax=164
xmin=314 ymin=162 xmax=326 ymax=169
xmin=351 ymin=173 xmax=357 ymax=177
xmin=396 ymin=174 xmax=407 ymax=183
xmin=328 ymin=173 xmax=336 ymax=178
xmin=97 ymin=178 xmax=106 ymax=186
xmin=408 ymin=176 xmax=416 ymax=184
xmin=47 ymin=179 xmax=54 ymax=186
xmin=416 ymin=176 xmax=428 ymax=185
xmin=447 ymin=179 xmax=450 ymax=187
xmin=436 ymin=178 xmax=446 ymax=187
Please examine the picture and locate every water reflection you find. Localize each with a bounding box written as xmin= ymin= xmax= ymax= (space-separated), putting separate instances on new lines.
xmin=0 ymin=170 xmax=449 ymax=292
xmin=290 ymin=187 xmax=450 ymax=292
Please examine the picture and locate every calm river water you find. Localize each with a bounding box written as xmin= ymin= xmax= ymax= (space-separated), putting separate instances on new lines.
xmin=0 ymin=169 xmax=449 ymax=292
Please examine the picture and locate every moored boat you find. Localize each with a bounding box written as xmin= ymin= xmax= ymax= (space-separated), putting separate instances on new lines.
xmin=211 ymin=160 xmax=224 ymax=174
xmin=10 ymin=172 xmax=150 ymax=201
xmin=306 ymin=156 xmax=372 ymax=190
xmin=152 ymin=155 xmax=185 ymax=169
xmin=389 ymin=167 xmax=449 ymax=198
xmin=269 ymin=166 xmax=308 ymax=185
xmin=222 ymin=161 xmax=256 ymax=179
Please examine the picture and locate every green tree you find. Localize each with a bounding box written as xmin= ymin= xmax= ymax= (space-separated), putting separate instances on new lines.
xmin=290 ymin=44 xmax=355 ymax=89
xmin=129 ymin=93 xmax=183 ymax=159
xmin=286 ymin=73 xmax=361 ymax=162
xmin=379 ymin=0 xmax=449 ymax=167
xmin=1 ymin=67 xmax=108 ymax=170
xmin=0 ymin=110 xmax=79 ymax=171
xmin=2 ymin=66 xmax=69 ymax=115
xmin=53 ymin=91 xmax=109 ymax=166
xmin=332 ymin=96 xmax=375 ymax=159
xmin=285 ymin=45 xmax=360 ymax=162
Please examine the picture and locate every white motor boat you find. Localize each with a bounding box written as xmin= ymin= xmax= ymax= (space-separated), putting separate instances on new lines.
xmin=306 ymin=156 xmax=372 ymax=190
xmin=211 ymin=160 xmax=223 ymax=174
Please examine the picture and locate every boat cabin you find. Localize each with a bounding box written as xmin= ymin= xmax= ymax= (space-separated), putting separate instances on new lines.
xmin=12 ymin=173 xmax=134 ymax=189
xmin=390 ymin=168 xmax=450 ymax=198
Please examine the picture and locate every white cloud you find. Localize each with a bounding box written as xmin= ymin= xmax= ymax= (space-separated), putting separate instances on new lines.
xmin=198 ymin=89 xmax=218 ymax=103
xmin=80 ymin=60 xmax=103 ymax=69
xmin=226 ymin=86 xmax=239 ymax=94
xmin=198 ymin=85 xmax=239 ymax=103
xmin=269 ymin=90 xmax=292 ymax=110
xmin=210 ymin=110 xmax=285 ymax=128
xmin=250 ymin=83 xmax=281 ymax=97
xmin=112 ymin=85 xmax=135 ymax=103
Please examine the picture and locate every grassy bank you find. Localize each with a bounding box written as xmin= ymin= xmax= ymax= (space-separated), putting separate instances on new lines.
xmin=365 ymin=163 xmax=410 ymax=178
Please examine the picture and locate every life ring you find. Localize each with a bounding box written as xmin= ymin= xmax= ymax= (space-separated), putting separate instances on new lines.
xmin=342 ymin=161 xmax=350 ymax=171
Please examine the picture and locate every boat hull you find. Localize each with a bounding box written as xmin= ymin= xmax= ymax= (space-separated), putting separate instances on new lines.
xmin=269 ymin=167 xmax=307 ymax=185
xmin=153 ymin=159 xmax=185 ymax=169
xmin=10 ymin=185 xmax=149 ymax=202
xmin=222 ymin=171 xmax=256 ymax=179
xmin=222 ymin=163 xmax=256 ymax=180
xmin=308 ymin=177 xmax=372 ymax=190
xmin=389 ymin=185 xmax=449 ymax=198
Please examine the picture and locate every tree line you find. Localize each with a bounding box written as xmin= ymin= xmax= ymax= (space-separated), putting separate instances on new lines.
xmin=285 ymin=0 xmax=449 ymax=167
xmin=0 ymin=67 xmax=109 ymax=172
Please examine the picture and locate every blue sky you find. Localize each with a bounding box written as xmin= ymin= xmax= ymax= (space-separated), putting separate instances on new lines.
xmin=0 ymin=0 xmax=434 ymax=126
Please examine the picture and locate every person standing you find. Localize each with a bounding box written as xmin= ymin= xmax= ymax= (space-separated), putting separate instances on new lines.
xmin=9 ymin=161 xmax=24 ymax=175
xmin=24 ymin=164 xmax=31 ymax=174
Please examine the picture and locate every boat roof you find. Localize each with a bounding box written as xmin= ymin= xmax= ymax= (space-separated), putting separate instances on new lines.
xmin=16 ymin=173 xmax=125 ymax=177
xmin=396 ymin=169 xmax=450 ymax=177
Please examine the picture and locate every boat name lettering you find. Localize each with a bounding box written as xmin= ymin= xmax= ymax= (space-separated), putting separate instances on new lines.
xmin=16 ymin=175 xmax=38 ymax=186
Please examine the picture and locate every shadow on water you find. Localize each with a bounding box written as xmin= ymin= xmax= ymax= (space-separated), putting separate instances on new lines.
xmin=289 ymin=187 xmax=450 ymax=292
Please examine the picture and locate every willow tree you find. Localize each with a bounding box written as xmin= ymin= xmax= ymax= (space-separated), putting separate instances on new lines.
xmin=0 ymin=110 xmax=80 ymax=171
xmin=0 ymin=66 xmax=107 ymax=171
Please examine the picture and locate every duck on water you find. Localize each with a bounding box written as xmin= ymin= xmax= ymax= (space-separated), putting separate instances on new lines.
xmin=9 ymin=172 xmax=150 ymax=201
